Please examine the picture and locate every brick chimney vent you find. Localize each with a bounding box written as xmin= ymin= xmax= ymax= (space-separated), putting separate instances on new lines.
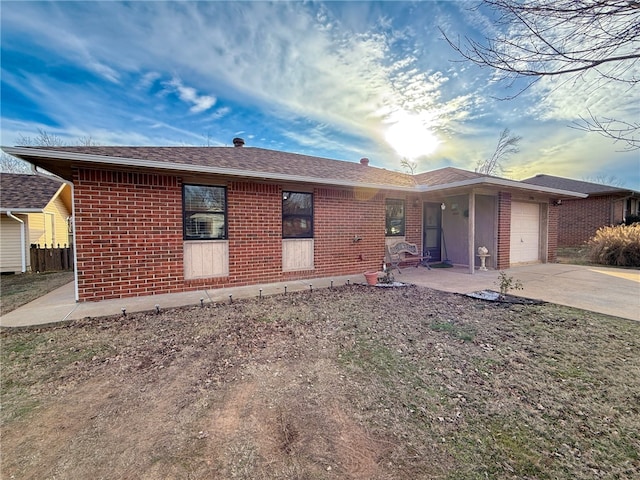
xmin=232 ymin=137 xmax=245 ymax=147
xmin=360 ymin=157 xmax=369 ymax=166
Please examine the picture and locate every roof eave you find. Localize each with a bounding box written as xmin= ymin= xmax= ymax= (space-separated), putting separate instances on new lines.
xmin=2 ymin=146 xmax=417 ymax=193
xmin=418 ymin=177 xmax=588 ymax=198
xmin=1 ymin=208 xmax=43 ymax=214
xmin=1 ymin=146 xmax=589 ymax=197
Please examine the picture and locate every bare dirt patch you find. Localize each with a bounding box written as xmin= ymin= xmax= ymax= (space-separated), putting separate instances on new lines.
xmin=2 ymin=285 xmax=639 ymax=479
xmin=0 ymin=271 xmax=74 ymax=315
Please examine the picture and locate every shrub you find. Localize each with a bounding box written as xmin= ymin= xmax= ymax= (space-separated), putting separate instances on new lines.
xmin=496 ymin=271 xmax=523 ymax=297
xmin=587 ymin=224 xmax=640 ymax=267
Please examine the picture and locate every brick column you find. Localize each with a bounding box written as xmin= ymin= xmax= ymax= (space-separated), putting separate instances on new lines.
xmin=548 ymin=201 xmax=559 ymax=262
xmin=496 ymin=192 xmax=511 ymax=270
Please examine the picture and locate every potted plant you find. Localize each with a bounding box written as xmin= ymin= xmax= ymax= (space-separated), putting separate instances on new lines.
xmin=364 ymin=271 xmax=379 ymax=286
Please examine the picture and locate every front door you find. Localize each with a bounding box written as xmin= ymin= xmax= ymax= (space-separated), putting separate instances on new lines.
xmin=423 ymin=203 xmax=441 ymax=262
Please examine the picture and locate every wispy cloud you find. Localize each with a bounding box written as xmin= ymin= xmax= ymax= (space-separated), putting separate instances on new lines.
xmin=1 ymin=1 xmax=637 ymax=188
xmin=164 ymin=77 xmax=216 ymax=114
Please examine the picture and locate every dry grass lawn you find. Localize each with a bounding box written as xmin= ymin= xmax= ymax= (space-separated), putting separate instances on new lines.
xmin=1 ymin=285 xmax=639 ymax=479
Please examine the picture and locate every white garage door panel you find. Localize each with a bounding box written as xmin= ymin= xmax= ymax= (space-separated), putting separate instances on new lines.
xmin=510 ymin=202 xmax=540 ymax=264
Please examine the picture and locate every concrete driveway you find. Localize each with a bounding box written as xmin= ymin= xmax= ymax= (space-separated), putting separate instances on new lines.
xmin=1 ymin=263 xmax=638 ymax=327
xmin=400 ymin=263 xmax=640 ymax=321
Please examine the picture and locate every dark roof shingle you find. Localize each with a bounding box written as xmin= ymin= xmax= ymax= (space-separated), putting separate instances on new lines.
xmin=0 ymin=173 xmax=64 ymax=210
xmin=24 ymin=146 xmax=417 ymax=189
xmin=413 ymin=167 xmax=483 ymax=187
xmin=521 ymin=174 xmax=638 ymax=196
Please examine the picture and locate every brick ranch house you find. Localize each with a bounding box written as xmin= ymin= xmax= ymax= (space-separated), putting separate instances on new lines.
xmin=522 ymin=174 xmax=640 ymax=247
xmin=3 ymin=143 xmax=585 ymax=302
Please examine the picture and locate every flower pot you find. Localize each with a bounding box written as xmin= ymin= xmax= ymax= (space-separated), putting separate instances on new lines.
xmin=364 ymin=271 xmax=379 ymax=286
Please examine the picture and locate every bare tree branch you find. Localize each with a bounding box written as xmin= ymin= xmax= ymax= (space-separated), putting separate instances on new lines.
xmin=441 ymin=0 xmax=640 ymax=148
xmin=400 ymin=157 xmax=417 ymax=175
xmin=2 ymin=129 xmax=100 ymax=172
xmin=572 ymin=109 xmax=640 ymax=150
xmin=0 ymin=152 xmax=32 ymax=173
xmin=17 ymin=128 xmax=66 ymax=147
xmin=476 ymin=128 xmax=522 ymax=176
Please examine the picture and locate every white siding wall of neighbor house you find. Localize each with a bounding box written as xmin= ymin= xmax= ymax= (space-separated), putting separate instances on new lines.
xmin=184 ymin=240 xmax=229 ymax=279
xmin=282 ymin=239 xmax=314 ymax=271
xmin=510 ymin=202 xmax=541 ymax=264
xmin=1 ymin=215 xmax=30 ymax=273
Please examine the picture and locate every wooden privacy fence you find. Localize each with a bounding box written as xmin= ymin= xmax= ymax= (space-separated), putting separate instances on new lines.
xmin=30 ymin=244 xmax=74 ymax=272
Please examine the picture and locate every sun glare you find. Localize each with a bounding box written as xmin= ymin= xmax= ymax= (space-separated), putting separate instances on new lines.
xmin=384 ymin=112 xmax=441 ymax=159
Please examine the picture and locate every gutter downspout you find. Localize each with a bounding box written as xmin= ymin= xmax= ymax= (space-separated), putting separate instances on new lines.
xmin=6 ymin=211 xmax=27 ymax=273
xmin=69 ymin=182 xmax=79 ymax=302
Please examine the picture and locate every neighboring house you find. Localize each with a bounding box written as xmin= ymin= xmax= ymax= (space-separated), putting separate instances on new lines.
xmin=0 ymin=173 xmax=73 ymax=273
xmin=3 ymin=143 xmax=584 ymax=302
xmin=522 ymin=174 xmax=640 ymax=247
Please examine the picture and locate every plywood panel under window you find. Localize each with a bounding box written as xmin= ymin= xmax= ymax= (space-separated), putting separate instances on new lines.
xmin=184 ymin=240 xmax=229 ymax=279
xmin=282 ymin=239 xmax=314 ymax=271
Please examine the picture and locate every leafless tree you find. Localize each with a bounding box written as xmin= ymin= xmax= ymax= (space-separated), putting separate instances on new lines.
xmin=442 ymin=0 xmax=640 ymax=148
xmin=400 ymin=158 xmax=417 ymax=175
xmin=1 ymin=129 xmax=100 ymax=173
xmin=583 ymin=174 xmax=625 ymax=187
xmin=476 ymin=128 xmax=521 ymax=176
xmin=0 ymin=152 xmax=32 ymax=173
xmin=17 ymin=128 xmax=66 ymax=147
xmin=77 ymin=135 xmax=100 ymax=146
xmin=1 ymin=129 xmax=66 ymax=173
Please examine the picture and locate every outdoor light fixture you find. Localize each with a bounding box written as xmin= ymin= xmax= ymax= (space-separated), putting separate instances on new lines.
xmin=441 ymin=202 xmax=446 ymax=210
xmin=283 ymin=192 xmax=290 ymax=200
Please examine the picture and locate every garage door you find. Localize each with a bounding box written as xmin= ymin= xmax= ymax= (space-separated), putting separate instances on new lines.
xmin=510 ymin=202 xmax=540 ymax=264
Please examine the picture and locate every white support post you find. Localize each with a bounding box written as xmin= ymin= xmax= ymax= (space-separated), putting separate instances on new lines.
xmin=468 ymin=190 xmax=476 ymax=274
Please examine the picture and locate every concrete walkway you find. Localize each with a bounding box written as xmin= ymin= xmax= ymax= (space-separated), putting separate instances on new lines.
xmin=1 ymin=264 xmax=639 ymax=328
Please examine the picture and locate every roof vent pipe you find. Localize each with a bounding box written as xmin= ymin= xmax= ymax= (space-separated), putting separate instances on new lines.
xmin=360 ymin=157 xmax=369 ymax=166
xmin=232 ymin=137 xmax=245 ymax=147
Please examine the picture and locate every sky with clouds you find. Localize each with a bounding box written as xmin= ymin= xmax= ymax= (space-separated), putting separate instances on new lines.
xmin=1 ymin=1 xmax=638 ymax=188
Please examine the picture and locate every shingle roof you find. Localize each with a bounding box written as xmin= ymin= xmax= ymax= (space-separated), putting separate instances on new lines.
xmin=3 ymin=145 xmax=590 ymax=198
xmin=23 ymin=146 xmax=418 ymax=189
xmin=521 ymin=174 xmax=638 ymax=196
xmin=0 ymin=173 xmax=64 ymax=210
xmin=413 ymin=167 xmax=483 ymax=187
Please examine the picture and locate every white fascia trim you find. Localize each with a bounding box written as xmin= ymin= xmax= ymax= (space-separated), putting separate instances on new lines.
xmin=418 ymin=177 xmax=588 ymax=198
xmin=0 ymin=208 xmax=42 ymax=213
xmin=2 ymin=147 xmax=417 ymax=193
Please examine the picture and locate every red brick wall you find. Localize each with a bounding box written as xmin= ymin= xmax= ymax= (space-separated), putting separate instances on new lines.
xmin=496 ymin=192 xmax=511 ymax=270
xmin=405 ymin=195 xmax=423 ymax=247
xmin=557 ymin=196 xmax=615 ymax=246
xmin=72 ymin=168 xmax=395 ymax=301
xmin=73 ymin=168 xmax=184 ymax=301
xmin=228 ymin=181 xmax=283 ymax=285
xmin=548 ymin=201 xmax=559 ymax=263
xmin=309 ymin=187 xmax=385 ymax=278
